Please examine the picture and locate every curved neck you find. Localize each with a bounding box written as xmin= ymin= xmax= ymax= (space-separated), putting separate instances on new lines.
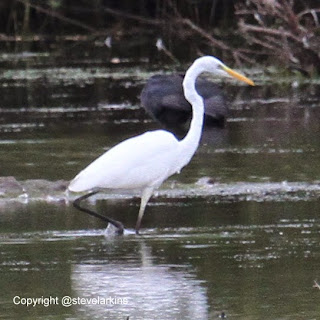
xmin=180 ymin=63 xmax=205 ymax=161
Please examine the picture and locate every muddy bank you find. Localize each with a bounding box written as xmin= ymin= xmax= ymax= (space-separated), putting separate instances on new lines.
xmin=0 ymin=176 xmax=319 ymax=204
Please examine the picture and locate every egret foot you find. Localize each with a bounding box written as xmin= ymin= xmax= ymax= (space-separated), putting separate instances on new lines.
xmin=105 ymin=222 xmax=124 ymax=236
xmin=73 ymin=191 xmax=124 ymax=235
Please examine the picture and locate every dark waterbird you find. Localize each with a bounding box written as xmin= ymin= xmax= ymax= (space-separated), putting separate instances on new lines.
xmin=141 ymin=74 xmax=228 ymax=128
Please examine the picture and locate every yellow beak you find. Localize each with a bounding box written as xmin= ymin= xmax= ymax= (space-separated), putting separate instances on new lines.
xmin=222 ymin=65 xmax=255 ymax=86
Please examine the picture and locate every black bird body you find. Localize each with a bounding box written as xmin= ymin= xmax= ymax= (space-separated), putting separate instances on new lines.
xmin=141 ymin=74 xmax=228 ymax=127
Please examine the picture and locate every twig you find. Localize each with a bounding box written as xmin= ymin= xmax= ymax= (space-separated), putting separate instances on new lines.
xmin=239 ymin=22 xmax=302 ymax=43
xmin=16 ymin=0 xmax=97 ymax=32
xmin=0 ymin=34 xmax=101 ymax=42
xmin=180 ymin=18 xmax=230 ymax=51
xmin=101 ymin=6 xmax=162 ymax=26
xmin=297 ymin=8 xmax=320 ymax=27
xmin=179 ymin=18 xmax=255 ymax=65
xmin=155 ymin=38 xmax=179 ymax=64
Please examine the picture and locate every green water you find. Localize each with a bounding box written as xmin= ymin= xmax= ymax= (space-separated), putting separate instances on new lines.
xmin=1 ymin=200 xmax=319 ymax=319
xmin=0 ymin=43 xmax=320 ymax=319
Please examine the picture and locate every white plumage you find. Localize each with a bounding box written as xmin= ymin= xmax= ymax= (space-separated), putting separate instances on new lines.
xmin=68 ymin=56 xmax=254 ymax=234
xmin=69 ymin=130 xmax=181 ymax=192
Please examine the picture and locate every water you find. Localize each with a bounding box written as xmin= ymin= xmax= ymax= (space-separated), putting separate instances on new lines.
xmin=1 ymin=201 xmax=320 ymax=319
xmin=0 ymin=43 xmax=320 ymax=319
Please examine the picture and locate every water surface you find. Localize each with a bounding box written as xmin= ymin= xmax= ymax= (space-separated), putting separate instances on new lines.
xmin=0 ymin=43 xmax=320 ymax=319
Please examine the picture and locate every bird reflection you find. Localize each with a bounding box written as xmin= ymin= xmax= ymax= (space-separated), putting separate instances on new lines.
xmin=71 ymin=241 xmax=209 ymax=320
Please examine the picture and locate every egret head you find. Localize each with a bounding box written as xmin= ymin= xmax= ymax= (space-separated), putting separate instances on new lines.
xmin=191 ymin=56 xmax=255 ymax=86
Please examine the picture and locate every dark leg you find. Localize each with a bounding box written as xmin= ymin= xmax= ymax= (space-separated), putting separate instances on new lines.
xmin=73 ymin=191 xmax=124 ymax=235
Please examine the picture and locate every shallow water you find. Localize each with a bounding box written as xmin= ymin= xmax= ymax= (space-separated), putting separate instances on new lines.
xmin=0 ymin=43 xmax=320 ymax=319
xmin=1 ymin=200 xmax=320 ymax=319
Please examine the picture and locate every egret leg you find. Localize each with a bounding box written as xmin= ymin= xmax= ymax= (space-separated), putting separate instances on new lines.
xmin=73 ymin=191 xmax=124 ymax=235
xmin=135 ymin=188 xmax=154 ymax=234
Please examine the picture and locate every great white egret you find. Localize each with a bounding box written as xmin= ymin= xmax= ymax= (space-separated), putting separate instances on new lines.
xmin=141 ymin=74 xmax=227 ymax=128
xmin=68 ymin=56 xmax=254 ymax=234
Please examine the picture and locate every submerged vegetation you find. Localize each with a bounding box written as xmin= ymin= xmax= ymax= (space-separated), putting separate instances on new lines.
xmin=0 ymin=0 xmax=320 ymax=72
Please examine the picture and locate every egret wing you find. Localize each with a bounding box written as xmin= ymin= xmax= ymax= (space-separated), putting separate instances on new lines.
xmin=69 ymin=130 xmax=180 ymax=192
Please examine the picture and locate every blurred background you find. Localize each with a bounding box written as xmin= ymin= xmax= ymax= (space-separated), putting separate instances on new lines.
xmin=0 ymin=0 xmax=320 ymax=71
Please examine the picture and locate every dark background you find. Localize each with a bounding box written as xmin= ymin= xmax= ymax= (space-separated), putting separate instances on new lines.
xmin=0 ymin=0 xmax=320 ymax=71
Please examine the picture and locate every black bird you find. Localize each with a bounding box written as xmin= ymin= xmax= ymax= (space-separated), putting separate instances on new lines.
xmin=141 ymin=74 xmax=228 ymax=128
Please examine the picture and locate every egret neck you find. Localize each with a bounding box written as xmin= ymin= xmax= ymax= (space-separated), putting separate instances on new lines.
xmin=179 ymin=61 xmax=206 ymax=167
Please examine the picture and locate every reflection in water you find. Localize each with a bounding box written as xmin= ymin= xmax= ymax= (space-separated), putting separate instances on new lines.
xmin=72 ymin=241 xmax=208 ymax=320
xmin=0 ymin=199 xmax=320 ymax=319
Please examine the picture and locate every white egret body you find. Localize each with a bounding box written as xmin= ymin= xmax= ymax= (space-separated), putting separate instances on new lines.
xmin=69 ymin=56 xmax=254 ymax=234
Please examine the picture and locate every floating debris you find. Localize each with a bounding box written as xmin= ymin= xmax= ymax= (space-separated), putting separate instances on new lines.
xmin=313 ymin=280 xmax=320 ymax=290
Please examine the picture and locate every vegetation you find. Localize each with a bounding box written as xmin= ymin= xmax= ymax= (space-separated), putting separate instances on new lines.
xmin=0 ymin=0 xmax=319 ymax=72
